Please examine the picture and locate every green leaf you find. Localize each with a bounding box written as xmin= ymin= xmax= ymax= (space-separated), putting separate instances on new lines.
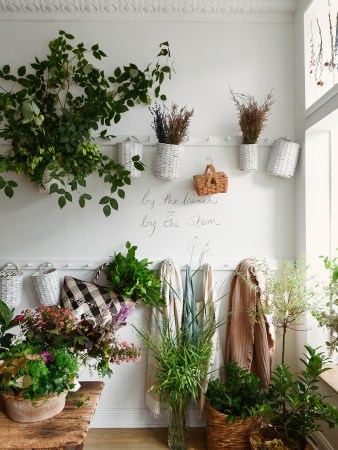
xmin=99 ymin=196 xmax=110 ymax=205
xmin=130 ymin=68 xmax=139 ymax=78
xmin=7 ymin=180 xmax=18 ymax=188
xmin=110 ymin=198 xmax=118 ymax=210
xmin=161 ymin=66 xmax=171 ymax=73
xmin=79 ymin=196 xmax=85 ymax=208
xmin=3 ymin=65 xmax=10 ymax=75
xmin=134 ymin=162 xmax=144 ymax=171
xmin=58 ymin=196 xmax=67 ymax=209
xmin=160 ymin=94 xmax=167 ymax=101
xmin=0 ymin=177 xmax=6 ymax=189
xmin=114 ymin=113 xmax=121 ymax=124
xmin=103 ymin=204 xmax=111 ymax=217
xmin=78 ymin=179 xmax=86 ymax=187
xmin=83 ymin=194 xmax=92 ymax=200
xmin=17 ymin=66 xmax=26 ymax=77
xmin=91 ymin=44 xmax=99 ymax=51
xmin=4 ymin=185 xmax=14 ymax=198
xmin=117 ymin=189 xmax=125 ymax=199
xmin=65 ymin=33 xmax=75 ymax=40
xmin=114 ymin=67 xmax=122 ymax=78
xmin=21 ymin=102 xmax=34 ymax=122
xmin=65 ymin=191 xmax=72 ymax=202
xmin=49 ymin=183 xmax=59 ymax=194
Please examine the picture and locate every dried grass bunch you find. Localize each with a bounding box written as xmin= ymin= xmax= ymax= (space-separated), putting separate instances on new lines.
xmin=230 ymin=89 xmax=275 ymax=144
xmin=150 ymin=103 xmax=194 ymax=145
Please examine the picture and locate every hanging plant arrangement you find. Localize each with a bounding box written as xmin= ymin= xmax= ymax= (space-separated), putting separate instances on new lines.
xmin=0 ymin=30 xmax=172 ymax=216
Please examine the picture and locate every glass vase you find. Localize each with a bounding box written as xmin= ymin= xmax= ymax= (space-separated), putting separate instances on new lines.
xmin=168 ymin=394 xmax=189 ymax=450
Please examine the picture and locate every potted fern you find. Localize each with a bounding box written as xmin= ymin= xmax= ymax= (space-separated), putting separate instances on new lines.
xmin=0 ymin=30 xmax=172 ymax=216
xmin=230 ymin=89 xmax=274 ymax=172
xmin=150 ymin=103 xmax=194 ymax=180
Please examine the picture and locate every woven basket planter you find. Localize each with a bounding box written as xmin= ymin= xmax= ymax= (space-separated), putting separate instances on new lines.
xmin=116 ymin=141 xmax=144 ymax=178
xmin=154 ymin=143 xmax=183 ymax=180
xmin=267 ymin=139 xmax=300 ymax=178
xmin=207 ymin=405 xmax=260 ymax=450
xmin=0 ymin=262 xmax=23 ymax=308
xmin=239 ymin=144 xmax=258 ymax=171
xmin=31 ymin=262 xmax=61 ymax=306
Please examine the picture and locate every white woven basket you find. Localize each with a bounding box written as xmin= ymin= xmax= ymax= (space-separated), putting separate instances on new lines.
xmin=154 ymin=143 xmax=183 ymax=180
xmin=0 ymin=262 xmax=23 ymax=308
xmin=116 ymin=140 xmax=144 ymax=178
xmin=267 ymin=139 xmax=300 ymax=178
xmin=239 ymin=144 xmax=258 ymax=171
xmin=31 ymin=262 xmax=61 ymax=306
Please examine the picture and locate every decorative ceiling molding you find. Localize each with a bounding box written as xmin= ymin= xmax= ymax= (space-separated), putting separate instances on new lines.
xmin=0 ymin=0 xmax=298 ymax=22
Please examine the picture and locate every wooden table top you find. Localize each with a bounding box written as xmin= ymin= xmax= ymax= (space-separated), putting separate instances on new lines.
xmin=0 ymin=381 xmax=104 ymax=449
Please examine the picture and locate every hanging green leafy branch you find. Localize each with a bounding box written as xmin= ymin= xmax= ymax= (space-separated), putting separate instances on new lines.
xmin=0 ymin=30 xmax=172 ymax=216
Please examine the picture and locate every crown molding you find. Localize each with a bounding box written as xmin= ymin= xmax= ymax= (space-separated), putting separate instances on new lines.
xmin=0 ymin=0 xmax=298 ymax=23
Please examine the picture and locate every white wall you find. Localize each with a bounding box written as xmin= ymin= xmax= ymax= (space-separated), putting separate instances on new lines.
xmin=0 ymin=10 xmax=296 ymax=427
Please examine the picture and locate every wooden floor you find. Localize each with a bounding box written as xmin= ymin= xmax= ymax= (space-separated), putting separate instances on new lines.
xmin=84 ymin=428 xmax=207 ymax=450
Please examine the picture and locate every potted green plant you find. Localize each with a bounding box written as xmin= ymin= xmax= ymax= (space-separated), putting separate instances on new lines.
xmin=205 ymin=362 xmax=264 ymax=450
xmin=0 ymin=341 xmax=78 ymax=422
xmin=250 ymin=345 xmax=338 ymax=450
xmin=313 ymin=251 xmax=338 ymax=351
xmin=105 ymin=241 xmax=165 ymax=308
xmin=230 ymin=89 xmax=274 ymax=172
xmin=0 ymin=30 xmax=172 ymax=216
xmin=0 ymin=299 xmax=17 ymax=350
xmin=150 ymin=102 xmax=194 ymax=180
xmin=136 ymin=297 xmax=220 ymax=450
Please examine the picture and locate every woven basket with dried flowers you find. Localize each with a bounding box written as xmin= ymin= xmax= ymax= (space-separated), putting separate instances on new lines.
xmin=230 ymin=89 xmax=275 ymax=171
xmin=150 ymin=103 xmax=194 ymax=180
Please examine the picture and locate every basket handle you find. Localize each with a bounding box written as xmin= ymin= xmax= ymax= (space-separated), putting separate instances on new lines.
xmin=93 ymin=262 xmax=107 ymax=286
xmin=1 ymin=261 xmax=19 ymax=272
xmin=38 ymin=262 xmax=54 ymax=274
xmin=204 ymin=164 xmax=219 ymax=187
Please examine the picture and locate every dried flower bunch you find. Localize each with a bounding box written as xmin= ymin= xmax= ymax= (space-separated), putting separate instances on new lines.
xmin=230 ymin=89 xmax=275 ymax=144
xmin=150 ymin=103 xmax=194 ymax=145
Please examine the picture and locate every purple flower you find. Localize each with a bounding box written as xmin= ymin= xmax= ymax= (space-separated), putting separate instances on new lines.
xmin=113 ymin=303 xmax=135 ymax=326
xmin=40 ymin=351 xmax=55 ymax=364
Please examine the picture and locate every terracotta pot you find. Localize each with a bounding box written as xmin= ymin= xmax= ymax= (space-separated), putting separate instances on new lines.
xmin=2 ymin=391 xmax=67 ymax=422
xmin=250 ymin=426 xmax=309 ymax=450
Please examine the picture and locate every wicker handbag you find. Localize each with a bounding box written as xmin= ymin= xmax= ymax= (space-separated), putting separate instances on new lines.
xmin=0 ymin=262 xmax=23 ymax=308
xmin=116 ymin=137 xmax=144 ymax=178
xmin=207 ymin=405 xmax=260 ymax=450
xmin=267 ymin=139 xmax=300 ymax=178
xmin=193 ymin=164 xmax=228 ymax=196
xmin=31 ymin=262 xmax=61 ymax=306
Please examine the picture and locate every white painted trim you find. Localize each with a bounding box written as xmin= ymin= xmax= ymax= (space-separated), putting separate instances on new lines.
xmin=0 ymin=258 xmax=287 ymax=271
xmin=0 ymin=134 xmax=294 ymax=148
xmin=305 ymin=85 xmax=338 ymax=121
xmin=0 ymin=0 xmax=297 ymax=22
xmin=90 ymin=406 xmax=205 ymax=428
xmin=312 ymin=431 xmax=335 ymax=450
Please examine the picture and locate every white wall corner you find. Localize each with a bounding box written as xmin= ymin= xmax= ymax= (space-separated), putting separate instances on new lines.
xmin=0 ymin=0 xmax=298 ymax=22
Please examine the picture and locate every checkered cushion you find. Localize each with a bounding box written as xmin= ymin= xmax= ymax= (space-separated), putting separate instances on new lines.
xmin=61 ymin=276 xmax=125 ymax=322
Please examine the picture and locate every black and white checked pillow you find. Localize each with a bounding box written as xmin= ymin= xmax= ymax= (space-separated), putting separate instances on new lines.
xmin=61 ymin=276 xmax=125 ymax=322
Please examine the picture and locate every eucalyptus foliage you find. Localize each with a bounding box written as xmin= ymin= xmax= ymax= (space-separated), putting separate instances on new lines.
xmin=0 ymin=30 xmax=172 ymax=216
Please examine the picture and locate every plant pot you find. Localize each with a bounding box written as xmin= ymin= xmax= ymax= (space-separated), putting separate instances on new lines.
xmin=2 ymin=391 xmax=67 ymax=422
xmin=207 ymin=405 xmax=260 ymax=449
xmin=154 ymin=143 xmax=183 ymax=180
xmin=239 ymin=144 xmax=258 ymax=171
xmin=116 ymin=140 xmax=143 ymax=178
xmin=168 ymin=393 xmax=189 ymax=450
xmin=31 ymin=262 xmax=61 ymax=307
xmin=267 ymin=139 xmax=300 ymax=178
xmin=250 ymin=426 xmax=309 ymax=450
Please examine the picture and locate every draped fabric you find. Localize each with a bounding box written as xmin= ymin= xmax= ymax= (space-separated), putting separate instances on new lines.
xmin=145 ymin=259 xmax=184 ymax=416
xmin=225 ymin=259 xmax=275 ymax=387
xmin=197 ymin=264 xmax=225 ymax=413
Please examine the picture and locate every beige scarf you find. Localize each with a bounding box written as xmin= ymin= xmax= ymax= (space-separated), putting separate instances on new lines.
xmin=197 ymin=264 xmax=224 ymax=413
xmin=145 ymin=259 xmax=183 ymax=417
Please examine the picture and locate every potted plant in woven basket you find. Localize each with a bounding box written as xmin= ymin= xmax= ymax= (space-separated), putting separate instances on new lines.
xmin=250 ymin=345 xmax=338 ymax=450
xmin=230 ymin=89 xmax=275 ymax=172
xmin=205 ymin=362 xmax=264 ymax=450
xmin=150 ymin=103 xmax=194 ymax=180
